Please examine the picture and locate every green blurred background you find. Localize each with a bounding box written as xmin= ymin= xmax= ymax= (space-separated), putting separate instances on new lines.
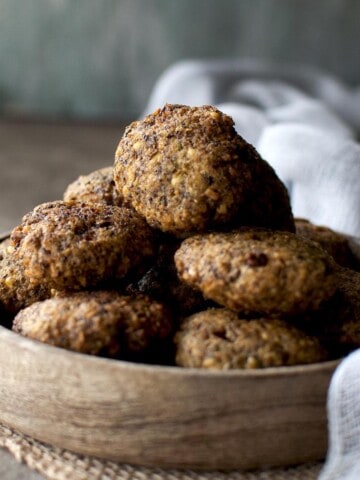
xmin=0 ymin=0 xmax=359 ymax=122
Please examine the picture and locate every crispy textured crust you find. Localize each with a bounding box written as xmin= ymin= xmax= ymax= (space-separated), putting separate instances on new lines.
xmin=114 ymin=104 xmax=294 ymax=237
xmin=63 ymin=166 xmax=127 ymax=207
xmin=175 ymin=309 xmax=327 ymax=369
xmin=13 ymin=291 xmax=173 ymax=358
xmin=10 ymin=201 xmax=156 ymax=291
xmin=295 ymin=218 xmax=359 ymax=270
xmin=0 ymin=247 xmax=51 ymax=314
xmin=175 ymin=229 xmax=338 ymax=316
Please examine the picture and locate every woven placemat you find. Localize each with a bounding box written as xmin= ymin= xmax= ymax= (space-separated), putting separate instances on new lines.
xmin=0 ymin=423 xmax=323 ymax=480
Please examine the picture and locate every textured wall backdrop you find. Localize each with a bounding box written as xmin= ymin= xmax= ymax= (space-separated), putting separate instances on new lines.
xmin=0 ymin=0 xmax=359 ymax=121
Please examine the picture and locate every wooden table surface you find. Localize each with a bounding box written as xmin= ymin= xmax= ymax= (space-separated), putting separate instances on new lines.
xmin=0 ymin=119 xmax=125 ymax=479
xmin=0 ymin=120 xmax=125 ymax=233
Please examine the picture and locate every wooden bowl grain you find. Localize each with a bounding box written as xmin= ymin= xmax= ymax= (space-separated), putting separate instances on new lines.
xmin=0 ymin=325 xmax=339 ymax=471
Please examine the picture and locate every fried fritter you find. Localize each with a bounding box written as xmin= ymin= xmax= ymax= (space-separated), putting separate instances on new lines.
xmin=295 ymin=218 xmax=359 ymax=270
xmin=175 ymin=309 xmax=327 ymax=369
xmin=175 ymin=229 xmax=337 ymax=316
xmin=64 ymin=166 xmax=127 ymax=207
xmin=0 ymin=242 xmax=51 ymax=314
xmin=13 ymin=291 xmax=173 ymax=359
xmin=11 ymin=201 xmax=156 ymax=291
xmin=114 ymin=104 xmax=294 ymax=237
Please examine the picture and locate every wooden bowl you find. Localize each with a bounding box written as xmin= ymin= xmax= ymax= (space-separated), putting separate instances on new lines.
xmin=1 ymin=231 xmax=358 ymax=471
xmin=0 ymin=324 xmax=339 ymax=471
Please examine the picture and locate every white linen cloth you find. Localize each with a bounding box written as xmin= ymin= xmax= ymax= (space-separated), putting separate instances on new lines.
xmin=258 ymin=125 xmax=360 ymax=236
xmin=319 ymin=348 xmax=360 ymax=480
xmin=144 ymin=59 xmax=360 ymax=480
xmin=143 ymin=59 xmax=360 ymax=237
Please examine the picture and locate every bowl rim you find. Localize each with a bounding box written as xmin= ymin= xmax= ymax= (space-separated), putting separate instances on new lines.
xmin=0 ymin=324 xmax=341 ymax=379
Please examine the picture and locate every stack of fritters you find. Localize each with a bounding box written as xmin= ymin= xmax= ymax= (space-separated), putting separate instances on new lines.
xmin=1 ymin=104 xmax=359 ymax=369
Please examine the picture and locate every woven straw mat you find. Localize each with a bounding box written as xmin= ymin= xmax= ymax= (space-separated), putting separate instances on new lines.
xmin=0 ymin=423 xmax=323 ymax=480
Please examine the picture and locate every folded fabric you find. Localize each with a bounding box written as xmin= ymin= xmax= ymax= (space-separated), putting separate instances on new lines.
xmin=143 ymin=59 xmax=360 ymax=130
xmin=267 ymin=98 xmax=355 ymax=139
xmin=215 ymin=102 xmax=268 ymax=145
xmin=257 ymin=124 xmax=360 ymax=237
xmin=319 ymin=349 xmax=360 ymax=480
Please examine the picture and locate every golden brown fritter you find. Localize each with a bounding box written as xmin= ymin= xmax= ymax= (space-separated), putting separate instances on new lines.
xmin=13 ymin=291 xmax=173 ymax=359
xmin=175 ymin=309 xmax=327 ymax=369
xmin=175 ymin=229 xmax=338 ymax=316
xmin=295 ymin=218 xmax=359 ymax=270
xmin=63 ymin=166 xmax=127 ymax=207
xmin=11 ymin=201 xmax=156 ymax=291
xmin=114 ymin=104 xmax=294 ymax=237
xmin=0 ymin=242 xmax=51 ymax=314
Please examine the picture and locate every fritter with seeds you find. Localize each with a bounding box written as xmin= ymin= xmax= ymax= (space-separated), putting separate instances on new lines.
xmin=295 ymin=218 xmax=359 ymax=270
xmin=13 ymin=291 xmax=173 ymax=359
xmin=11 ymin=201 xmax=156 ymax=291
xmin=64 ymin=166 xmax=127 ymax=207
xmin=0 ymin=245 xmax=51 ymax=315
xmin=175 ymin=229 xmax=338 ymax=316
xmin=175 ymin=309 xmax=327 ymax=369
xmin=114 ymin=104 xmax=294 ymax=237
